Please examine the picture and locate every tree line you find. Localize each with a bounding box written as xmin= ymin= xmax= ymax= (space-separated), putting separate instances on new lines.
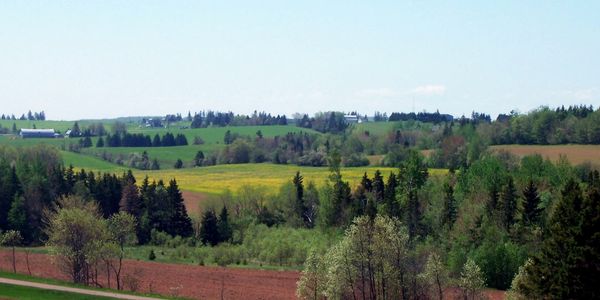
xmin=190 ymin=110 xmax=288 ymax=128
xmin=0 ymin=144 xmax=192 ymax=246
xmin=96 ymin=132 xmax=188 ymax=148
xmin=0 ymin=110 xmax=46 ymax=121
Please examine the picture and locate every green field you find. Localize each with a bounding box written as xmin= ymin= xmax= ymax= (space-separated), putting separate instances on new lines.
xmin=1 ymin=122 xmax=322 ymax=169
xmin=0 ymin=283 xmax=114 ymax=300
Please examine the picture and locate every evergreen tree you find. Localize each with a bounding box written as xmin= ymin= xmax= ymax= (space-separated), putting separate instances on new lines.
xmin=200 ymin=209 xmax=220 ymax=246
xmin=224 ymin=130 xmax=232 ymax=145
xmin=120 ymin=181 xmax=142 ymax=218
xmin=372 ymin=170 xmax=385 ymax=202
xmin=96 ymin=137 xmax=104 ymax=147
xmin=0 ymin=164 xmax=20 ymax=230
xmin=174 ymin=159 xmax=183 ymax=169
xmin=7 ymin=195 xmax=29 ymax=242
xmin=194 ymin=150 xmax=205 ymax=166
xmin=217 ymin=206 xmax=232 ymax=243
xmin=520 ymin=179 xmax=600 ymax=298
xmin=81 ymin=136 xmax=92 ymax=148
xmin=11 ymin=123 xmax=17 ymax=134
xmin=166 ymin=179 xmax=193 ymax=237
xmin=441 ymin=181 xmax=457 ymax=230
xmin=152 ymin=134 xmax=161 ymax=147
xmin=384 ymin=172 xmax=399 ymax=217
xmin=292 ymin=171 xmax=307 ymax=226
xmin=522 ymin=180 xmax=542 ymax=226
xmin=151 ymin=159 xmax=160 ymax=170
xmin=500 ymin=177 xmax=517 ymax=231
xmin=70 ymin=122 xmax=81 ymax=137
xmin=398 ymin=150 xmax=428 ymax=238
xmin=191 ymin=114 xmax=203 ymax=128
xmin=360 ymin=172 xmax=372 ymax=192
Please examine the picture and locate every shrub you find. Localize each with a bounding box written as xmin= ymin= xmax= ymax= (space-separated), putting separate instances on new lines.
xmin=150 ymin=229 xmax=171 ymax=246
xmin=341 ymin=153 xmax=370 ymax=167
xmin=148 ymin=249 xmax=156 ymax=261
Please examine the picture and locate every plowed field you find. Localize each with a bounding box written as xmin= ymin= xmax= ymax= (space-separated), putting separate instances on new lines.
xmin=0 ymin=250 xmax=299 ymax=300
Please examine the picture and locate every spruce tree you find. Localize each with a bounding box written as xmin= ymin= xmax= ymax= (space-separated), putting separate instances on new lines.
xmin=194 ymin=150 xmax=205 ymax=166
xmin=384 ymin=172 xmax=399 ymax=217
xmin=522 ymin=179 xmax=600 ymax=298
xmin=360 ymin=172 xmax=372 ymax=192
xmin=152 ymin=134 xmax=161 ymax=147
xmin=372 ymin=170 xmax=385 ymax=202
xmin=522 ymin=180 xmax=542 ymax=226
xmin=96 ymin=137 xmax=104 ymax=147
xmin=167 ymin=179 xmax=193 ymax=237
xmin=120 ymin=181 xmax=142 ymax=218
xmin=441 ymin=181 xmax=457 ymax=230
xmin=500 ymin=177 xmax=517 ymax=231
xmin=200 ymin=209 xmax=220 ymax=246
xmin=0 ymin=163 xmax=20 ymax=230
xmin=217 ymin=206 xmax=232 ymax=243
xmin=292 ymin=171 xmax=306 ymax=226
xmin=398 ymin=150 xmax=428 ymax=238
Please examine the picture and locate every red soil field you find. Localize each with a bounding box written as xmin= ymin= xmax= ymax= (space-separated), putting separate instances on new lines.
xmin=0 ymin=250 xmax=300 ymax=300
xmin=181 ymin=190 xmax=210 ymax=218
xmin=0 ymin=250 xmax=506 ymax=299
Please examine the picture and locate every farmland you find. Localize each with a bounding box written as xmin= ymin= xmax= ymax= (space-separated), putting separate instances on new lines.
xmin=1 ymin=121 xmax=322 ymax=168
xmin=490 ymin=144 xmax=600 ymax=166
xmin=0 ymin=250 xmax=299 ymax=300
xmin=131 ymin=163 xmax=446 ymax=195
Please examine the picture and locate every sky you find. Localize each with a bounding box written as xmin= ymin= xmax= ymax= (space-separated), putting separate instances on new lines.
xmin=0 ymin=1 xmax=599 ymax=120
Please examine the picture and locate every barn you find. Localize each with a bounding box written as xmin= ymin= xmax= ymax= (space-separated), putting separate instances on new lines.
xmin=20 ymin=129 xmax=58 ymax=138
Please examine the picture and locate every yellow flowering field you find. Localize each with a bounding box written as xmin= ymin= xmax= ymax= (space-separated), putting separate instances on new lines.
xmin=132 ymin=163 xmax=448 ymax=195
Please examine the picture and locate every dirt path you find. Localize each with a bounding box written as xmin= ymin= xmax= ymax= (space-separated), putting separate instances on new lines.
xmin=0 ymin=277 xmax=163 ymax=300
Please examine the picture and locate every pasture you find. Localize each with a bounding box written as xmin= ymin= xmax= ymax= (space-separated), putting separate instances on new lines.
xmin=0 ymin=122 xmax=322 ymax=169
xmin=490 ymin=144 xmax=600 ymax=166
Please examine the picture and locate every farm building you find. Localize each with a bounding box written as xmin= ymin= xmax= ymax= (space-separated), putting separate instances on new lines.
xmin=20 ymin=128 xmax=59 ymax=138
xmin=344 ymin=114 xmax=364 ymax=124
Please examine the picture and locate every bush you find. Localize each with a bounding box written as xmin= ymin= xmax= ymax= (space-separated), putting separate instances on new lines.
xmin=174 ymin=159 xmax=183 ymax=169
xmin=296 ymin=150 xmax=327 ymax=166
xmin=148 ymin=249 xmax=156 ymax=261
xmin=150 ymin=229 xmax=171 ymax=246
xmin=342 ymin=153 xmax=370 ymax=167
xmin=193 ymin=136 xmax=205 ymax=145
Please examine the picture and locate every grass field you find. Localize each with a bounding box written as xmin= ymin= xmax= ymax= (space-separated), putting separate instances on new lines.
xmin=0 ymin=123 xmax=322 ymax=169
xmin=490 ymin=144 xmax=600 ymax=166
xmin=0 ymin=283 xmax=115 ymax=300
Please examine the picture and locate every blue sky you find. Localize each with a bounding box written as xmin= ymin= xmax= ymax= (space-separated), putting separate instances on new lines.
xmin=0 ymin=1 xmax=599 ymax=120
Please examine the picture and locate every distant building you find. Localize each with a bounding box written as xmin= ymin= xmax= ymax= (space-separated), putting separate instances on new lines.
xmin=344 ymin=115 xmax=363 ymax=124
xmin=20 ymin=129 xmax=58 ymax=138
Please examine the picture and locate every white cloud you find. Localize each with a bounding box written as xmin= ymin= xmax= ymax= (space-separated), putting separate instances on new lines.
xmin=411 ymin=85 xmax=446 ymax=96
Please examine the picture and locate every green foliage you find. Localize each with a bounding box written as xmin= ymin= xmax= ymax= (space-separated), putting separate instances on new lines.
xmin=148 ymin=249 xmax=156 ymax=260
xmin=459 ymin=258 xmax=485 ymax=300
xmin=199 ymin=209 xmax=219 ymax=246
xmin=517 ymin=178 xmax=600 ymax=298
xmin=300 ymin=215 xmax=412 ymax=299
xmin=45 ymin=196 xmax=110 ymax=284
xmin=419 ymin=252 xmax=448 ymax=300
